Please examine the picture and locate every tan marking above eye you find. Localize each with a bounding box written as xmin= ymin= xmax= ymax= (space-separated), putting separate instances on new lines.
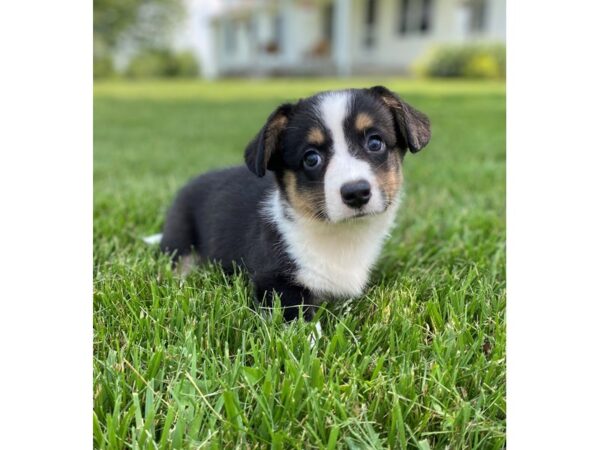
xmin=307 ymin=127 xmax=325 ymax=145
xmin=355 ymin=113 xmax=374 ymax=131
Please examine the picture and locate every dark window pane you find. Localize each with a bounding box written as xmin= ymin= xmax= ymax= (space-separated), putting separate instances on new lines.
xmin=324 ymin=4 xmax=334 ymax=41
xmin=470 ymin=0 xmax=487 ymax=32
xmin=224 ymin=21 xmax=236 ymax=54
xmin=365 ymin=0 xmax=377 ymax=47
xmin=274 ymin=14 xmax=282 ymax=46
xmin=399 ymin=0 xmax=409 ymax=34
xmin=421 ymin=0 xmax=433 ymax=32
xmin=366 ymin=0 xmax=377 ymax=25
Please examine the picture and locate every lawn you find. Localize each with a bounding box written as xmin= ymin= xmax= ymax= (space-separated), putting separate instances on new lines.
xmin=94 ymin=78 xmax=506 ymax=449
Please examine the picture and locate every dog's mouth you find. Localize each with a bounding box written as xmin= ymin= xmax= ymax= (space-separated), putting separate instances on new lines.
xmin=289 ymin=199 xmax=387 ymax=224
xmin=336 ymin=207 xmax=386 ymax=223
xmin=330 ymin=187 xmax=396 ymax=223
xmin=350 ymin=211 xmax=375 ymax=219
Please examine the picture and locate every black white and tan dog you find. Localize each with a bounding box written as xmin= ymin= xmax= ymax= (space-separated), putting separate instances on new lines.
xmin=159 ymin=86 xmax=431 ymax=321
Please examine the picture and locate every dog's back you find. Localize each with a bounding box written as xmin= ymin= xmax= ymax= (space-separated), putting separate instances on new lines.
xmin=160 ymin=166 xmax=282 ymax=274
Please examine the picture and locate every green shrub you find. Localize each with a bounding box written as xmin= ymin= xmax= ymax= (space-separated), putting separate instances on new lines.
xmin=125 ymin=49 xmax=199 ymax=79
xmin=125 ymin=51 xmax=165 ymax=78
xmin=165 ymin=51 xmax=199 ymax=77
xmin=414 ymin=43 xmax=505 ymax=79
xmin=93 ymin=55 xmax=115 ymax=79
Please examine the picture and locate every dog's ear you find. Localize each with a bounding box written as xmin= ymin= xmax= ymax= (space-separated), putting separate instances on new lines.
xmin=369 ymin=86 xmax=431 ymax=153
xmin=245 ymin=103 xmax=294 ymax=177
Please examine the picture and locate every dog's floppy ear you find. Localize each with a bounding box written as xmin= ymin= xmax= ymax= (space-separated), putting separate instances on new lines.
xmin=245 ymin=103 xmax=294 ymax=177
xmin=369 ymin=86 xmax=431 ymax=153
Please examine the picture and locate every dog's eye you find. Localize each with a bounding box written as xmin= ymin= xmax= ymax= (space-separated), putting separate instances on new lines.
xmin=303 ymin=150 xmax=322 ymax=169
xmin=367 ymin=135 xmax=385 ymax=152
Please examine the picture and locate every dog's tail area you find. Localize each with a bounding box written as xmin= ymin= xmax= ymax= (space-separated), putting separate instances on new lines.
xmin=142 ymin=233 xmax=163 ymax=245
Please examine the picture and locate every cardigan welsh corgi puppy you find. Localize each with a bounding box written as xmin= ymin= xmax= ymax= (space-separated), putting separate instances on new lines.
xmin=160 ymin=86 xmax=431 ymax=320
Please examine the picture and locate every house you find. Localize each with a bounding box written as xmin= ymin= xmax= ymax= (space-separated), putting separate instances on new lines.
xmin=183 ymin=0 xmax=505 ymax=79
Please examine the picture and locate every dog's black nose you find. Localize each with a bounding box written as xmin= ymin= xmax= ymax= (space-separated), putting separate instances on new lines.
xmin=341 ymin=180 xmax=371 ymax=208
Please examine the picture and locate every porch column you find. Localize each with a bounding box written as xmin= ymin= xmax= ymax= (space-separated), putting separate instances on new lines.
xmin=282 ymin=0 xmax=296 ymax=67
xmin=333 ymin=0 xmax=351 ymax=76
xmin=203 ymin=20 xmax=219 ymax=79
xmin=488 ymin=0 xmax=506 ymax=39
xmin=455 ymin=0 xmax=470 ymax=42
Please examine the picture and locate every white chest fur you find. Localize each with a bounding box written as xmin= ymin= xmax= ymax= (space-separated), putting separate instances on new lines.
xmin=264 ymin=191 xmax=399 ymax=300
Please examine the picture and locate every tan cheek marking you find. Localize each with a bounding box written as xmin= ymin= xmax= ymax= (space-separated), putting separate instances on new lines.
xmin=283 ymin=171 xmax=319 ymax=219
xmin=307 ymin=127 xmax=325 ymax=145
xmin=377 ymin=151 xmax=404 ymax=202
xmin=355 ymin=113 xmax=374 ymax=131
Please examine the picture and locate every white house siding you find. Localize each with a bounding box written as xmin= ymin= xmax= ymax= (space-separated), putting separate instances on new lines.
xmin=193 ymin=0 xmax=505 ymax=78
xmin=222 ymin=2 xmax=337 ymax=75
xmin=213 ymin=17 xmax=253 ymax=73
xmin=347 ymin=0 xmax=506 ymax=74
xmin=279 ymin=1 xmax=325 ymax=66
xmin=487 ymin=0 xmax=506 ymax=39
xmin=379 ymin=0 xmax=451 ymax=71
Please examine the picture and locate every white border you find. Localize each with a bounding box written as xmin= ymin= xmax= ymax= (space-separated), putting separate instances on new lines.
xmin=0 ymin=1 xmax=92 ymax=448
xmin=1 ymin=0 xmax=600 ymax=448
xmin=508 ymin=1 xmax=600 ymax=448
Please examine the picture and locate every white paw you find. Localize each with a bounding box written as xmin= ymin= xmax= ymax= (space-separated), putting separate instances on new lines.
xmin=142 ymin=233 xmax=163 ymax=245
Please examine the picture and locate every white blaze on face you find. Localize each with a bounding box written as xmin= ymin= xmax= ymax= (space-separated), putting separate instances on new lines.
xmin=319 ymin=92 xmax=385 ymax=222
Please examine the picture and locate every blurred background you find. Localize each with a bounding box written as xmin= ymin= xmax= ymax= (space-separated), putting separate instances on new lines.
xmin=94 ymin=0 xmax=506 ymax=80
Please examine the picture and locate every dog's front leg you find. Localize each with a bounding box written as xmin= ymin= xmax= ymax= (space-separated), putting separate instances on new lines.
xmin=254 ymin=274 xmax=314 ymax=322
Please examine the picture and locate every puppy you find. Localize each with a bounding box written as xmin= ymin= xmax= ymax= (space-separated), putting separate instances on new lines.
xmin=160 ymin=86 xmax=431 ymax=320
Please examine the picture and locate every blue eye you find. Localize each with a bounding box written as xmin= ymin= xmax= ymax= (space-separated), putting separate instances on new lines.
xmin=367 ymin=136 xmax=384 ymax=152
xmin=303 ymin=150 xmax=322 ymax=169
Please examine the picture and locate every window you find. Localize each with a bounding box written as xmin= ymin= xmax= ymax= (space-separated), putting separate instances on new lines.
xmin=247 ymin=17 xmax=256 ymax=41
xmin=263 ymin=13 xmax=282 ymax=54
xmin=223 ymin=20 xmax=236 ymax=55
xmin=468 ymin=0 xmax=487 ymax=33
xmin=273 ymin=13 xmax=283 ymax=47
xmin=364 ymin=0 xmax=378 ymax=47
xmin=399 ymin=0 xmax=433 ymax=35
xmin=323 ymin=4 xmax=334 ymax=42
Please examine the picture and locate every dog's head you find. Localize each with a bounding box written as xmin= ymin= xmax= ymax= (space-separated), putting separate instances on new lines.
xmin=245 ymin=86 xmax=431 ymax=223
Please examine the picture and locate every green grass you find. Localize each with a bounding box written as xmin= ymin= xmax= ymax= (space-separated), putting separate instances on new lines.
xmin=94 ymin=78 xmax=505 ymax=449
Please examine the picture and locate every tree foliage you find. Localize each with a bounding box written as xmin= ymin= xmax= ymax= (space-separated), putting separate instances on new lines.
xmin=94 ymin=0 xmax=184 ymax=56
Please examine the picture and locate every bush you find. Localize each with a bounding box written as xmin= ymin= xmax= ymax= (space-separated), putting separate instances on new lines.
xmin=94 ymin=55 xmax=115 ymax=79
xmin=414 ymin=43 xmax=505 ymax=79
xmin=167 ymin=51 xmax=199 ymax=77
xmin=125 ymin=49 xmax=199 ymax=79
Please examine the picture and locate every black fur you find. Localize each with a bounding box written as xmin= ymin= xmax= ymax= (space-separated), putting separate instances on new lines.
xmin=160 ymin=167 xmax=311 ymax=318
